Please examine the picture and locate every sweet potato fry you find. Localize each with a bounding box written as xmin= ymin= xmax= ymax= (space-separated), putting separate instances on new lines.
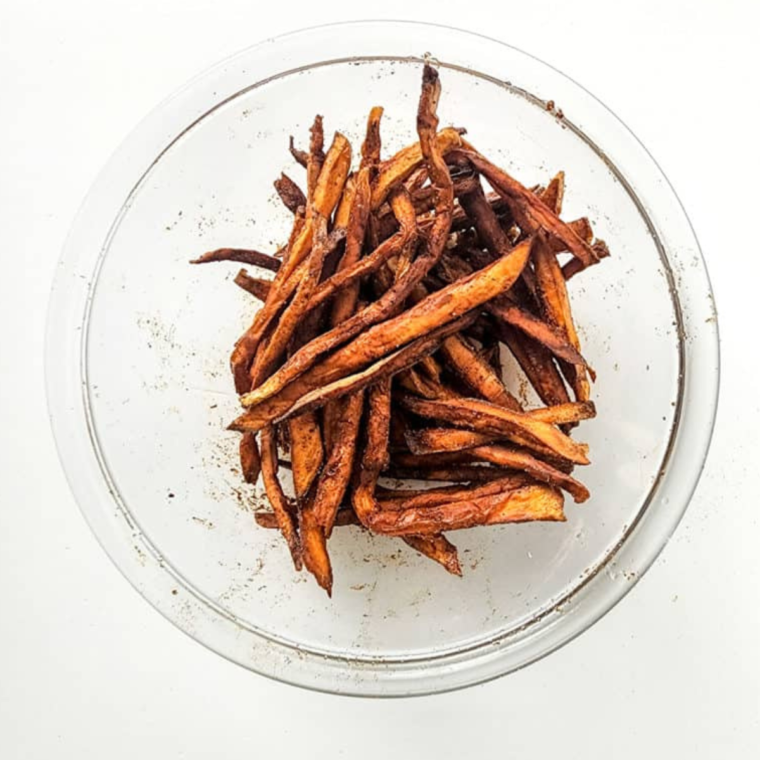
xmin=288 ymin=135 xmax=308 ymax=168
xmin=361 ymin=106 xmax=384 ymax=170
xmin=439 ymin=333 xmax=521 ymax=411
xmin=230 ymin=132 xmax=352 ymax=392
xmin=311 ymin=391 xmax=364 ymax=537
xmin=259 ymin=426 xmax=301 ymax=570
xmin=398 ymin=394 xmax=590 ymax=465
xmin=371 ymin=127 xmax=463 ymax=209
xmin=485 ymin=298 xmax=587 ymax=366
xmin=298 ymin=499 xmax=332 ymax=595
xmin=274 ymin=172 xmax=307 ymax=214
xmin=529 ymin=400 xmax=596 ymax=425
xmin=498 ymin=323 xmax=571 ymax=407
xmin=469 ymin=444 xmax=589 ymax=503
xmin=402 ymin=534 xmax=462 ymax=576
xmin=288 ymin=412 xmax=324 ymax=499
xmin=533 ymin=224 xmax=590 ymax=401
xmin=271 ymin=313 xmax=478 ymax=425
xmin=249 ymin=217 xmax=342 ymax=386
xmin=190 ymin=248 xmax=281 ymax=271
xmin=256 ymin=509 xmax=360 ymax=530
xmin=352 ymin=378 xmax=392 ymax=525
xmin=367 ymin=482 xmax=565 ymax=535
xmin=238 ymin=238 xmax=532 ymax=417
xmin=405 ymin=427 xmax=499 ymax=455
xmin=233 ymin=269 xmax=272 ymax=302
xmin=456 ymin=146 xmax=598 ymax=268
xmin=239 ymin=431 xmax=261 ymax=484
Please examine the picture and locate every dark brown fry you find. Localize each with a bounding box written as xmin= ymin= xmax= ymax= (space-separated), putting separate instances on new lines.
xmin=274 ymin=172 xmax=307 ymax=214
xmin=239 ymin=431 xmax=261 ymax=484
xmin=233 ymin=269 xmax=272 ymax=302
xmin=288 ymin=136 xmax=308 ymax=168
xmin=256 ymin=509 xmax=360 ymax=530
xmin=311 ymin=391 xmax=364 ymax=537
xmin=470 ymin=444 xmax=589 ymax=503
xmin=498 ymin=323 xmax=571 ymax=407
xmin=190 ymin=248 xmax=281 ymax=271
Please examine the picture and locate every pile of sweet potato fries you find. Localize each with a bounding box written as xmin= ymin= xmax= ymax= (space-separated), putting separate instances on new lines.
xmin=192 ymin=65 xmax=609 ymax=594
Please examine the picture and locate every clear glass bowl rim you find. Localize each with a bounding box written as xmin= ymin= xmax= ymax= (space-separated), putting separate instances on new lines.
xmin=45 ymin=20 xmax=720 ymax=697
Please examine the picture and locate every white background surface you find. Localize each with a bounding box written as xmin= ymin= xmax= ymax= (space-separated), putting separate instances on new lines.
xmin=1 ymin=1 xmax=757 ymax=757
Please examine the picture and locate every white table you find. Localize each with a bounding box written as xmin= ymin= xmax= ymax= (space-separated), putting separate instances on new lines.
xmin=1 ymin=1 xmax=757 ymax=756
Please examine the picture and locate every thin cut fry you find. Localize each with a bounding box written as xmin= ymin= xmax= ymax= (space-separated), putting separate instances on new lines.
xmin=190 ymin=248 xmax=281 ymax=271
xmin=439 ymin=333 xmax=521 ymax=411
xmin=398 ymin=394 xmax=590 ymax=465
xmin=274 ymin=172 xmax=306 ymax=214
xmin=402 ymin=534 xmax=462 ymax=576
xmin=234 ymin=269 xmax=272 ymax=302
xmin=239 ymin=431 xmax=261 ymax=484
xmin=371 ymin=127 xmax=463 ymax=209
xmin=238 ymin=238 xmax=532 ymax=415
xmin=367 ymin=483 xmax=565 ymax=535
xmin=259 ymin=426 xmax=301 ymax=569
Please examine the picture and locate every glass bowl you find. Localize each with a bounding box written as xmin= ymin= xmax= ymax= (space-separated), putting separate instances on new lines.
xmin=46 ymin=21 xmax=719 ymax=696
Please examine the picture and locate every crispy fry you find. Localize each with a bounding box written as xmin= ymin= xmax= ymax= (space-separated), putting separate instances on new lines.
xmin=249 ymin=217 xmax=342 ymax=386
xmin=405 ymin=427 xmax=499 ymax=455
xmin=298 ymin=500 xmax=332 ymax=595
xmin=352 ymin=378 xmax=392 ymax=525
xmin=498 ymin=323 xmax=571 ymax=407
xmin=256 ymin=509 xmax=360 ymax=529
xmin=398 ymin=394 xmax=589 ymax=465
xmin=194 ymin=62 xmax=611 ymax=592
xmin=311 ymin=392 xmax=364 ymax=537
xmin=233 ymin=313 xmax=478 ymax=428
xmin=239 ymin=431 xmax=261 ymax=484
xmin=259 ymin=426 xmax=301 ymax=570
xmin=274 ymin=172 xmax=307 ymax=214
xmin=403 ymin=534 xmax=462 ymax=575
xmin=233 ymin=269 xmax=272 ymax=302
xmin=361 ymin=106 xmax=384 ymax=171
xmin=457 ymin=146 xmax=599 ymax=268
xmin=371 ymin=127 xmax=463 ymax=209
xmin=230 ymin=132 xmax=352 ymax=392
xmin=238 ymin=238 xmax=532 ymax=415
xmin=307 ymin=115 xmax=325 ymax=198
xmin=439 ymin=333 xmax=521 ymax=411
xmin=190 ymin=248 xmax=281 ymax=271
xmin=288 ymin=136 xmax=308 ymax=168
xmin=470 ymin=444 xmax=589 ymax=503
xmin=367 ymin=483 xmax=565 ymax=535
